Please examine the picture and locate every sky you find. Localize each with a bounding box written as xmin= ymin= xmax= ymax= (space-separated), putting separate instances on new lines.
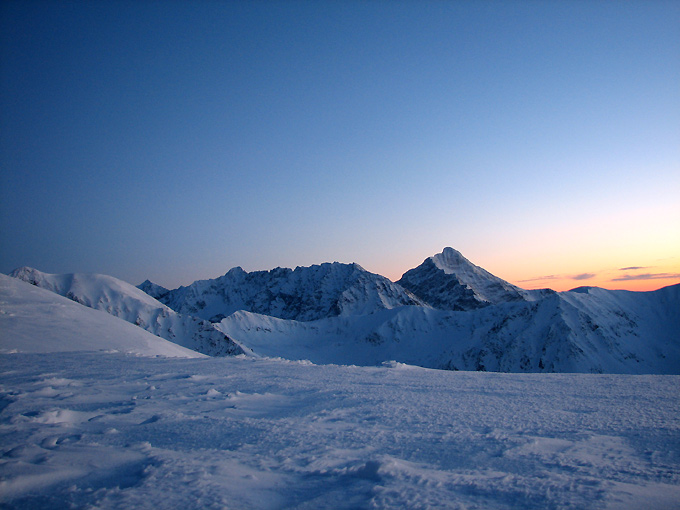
xmin=1 ymin=0 xmax=678 ymax=292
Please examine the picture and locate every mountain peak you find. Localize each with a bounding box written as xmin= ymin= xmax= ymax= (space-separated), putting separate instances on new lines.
xmin=398 ymin=248 xmax=531 ymax=311
xmin=156 ymin=261 xmax=423 ymax=322
xmin=9 ymin=266 xmax=42 ymax=281
xmin=137 ymin=279 xmax=170 ymax=299
xmin=430 ymin=248 xmax=472 ymax=274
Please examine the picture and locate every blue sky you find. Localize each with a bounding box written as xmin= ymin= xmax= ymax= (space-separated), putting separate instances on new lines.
xmin=1 ymin=0 xmax=678 ymax=290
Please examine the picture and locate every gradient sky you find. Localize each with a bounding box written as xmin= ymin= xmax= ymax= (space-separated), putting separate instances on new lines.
xmin=1 ymin=0 xmax=679 ymax=292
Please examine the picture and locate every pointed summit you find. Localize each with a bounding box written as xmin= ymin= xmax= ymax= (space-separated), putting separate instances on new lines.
xmin=397 ymin=248 xmax=531 ymax=311
xmin=430 ymin=247 xmax=476 ymax=274
xmin=137 ymin=279 xmax=170 ymax=299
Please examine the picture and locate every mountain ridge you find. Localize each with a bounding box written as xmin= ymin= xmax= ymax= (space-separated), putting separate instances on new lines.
xmin=6 ymin=247 xmax=679 ymax=374
xmin=397 ymin=247 xmax=552 ymax=311
xmin=153 ymin=261 xmax=426 ymax=322
xmin=9 ymin=267 xmax=247 ymax=357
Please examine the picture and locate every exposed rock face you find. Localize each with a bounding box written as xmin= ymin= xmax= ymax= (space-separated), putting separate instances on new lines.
xmin=137 ymin=279 xmax=169 ymax=300
xmin=397 ymin=247 xmax=548 ymax=311
xmin=156 ymin=262 xmax=426 ymax=322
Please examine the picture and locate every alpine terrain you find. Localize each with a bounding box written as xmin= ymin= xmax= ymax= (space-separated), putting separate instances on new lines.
xmin=9 ymin=267 xmax=246 ymax=357
xmin=4 ymin=248 xmax=679 ymax=374
xmin=397 ymin=247 xmax=551 ymax=310
xmin=1 ymin=251 xmax=679 ymax=509
xmin=153 ymin=262 xmax=425 ymax=322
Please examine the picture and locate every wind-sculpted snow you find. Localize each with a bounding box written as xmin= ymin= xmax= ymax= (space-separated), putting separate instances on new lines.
xmin=156 ymin=262 xmax=425 ymax=322
xmin=0 ymin=274 xmax=203 ymax=358
xmin=9 ymin=267 xmax=246 ymax=357
xmin=1 ymin=352 xmax=678 ymax=509
xmin=398 ymin=247 xmax=550 ymax=311
xmin=219 ymin=285 xmax=680 ymax=374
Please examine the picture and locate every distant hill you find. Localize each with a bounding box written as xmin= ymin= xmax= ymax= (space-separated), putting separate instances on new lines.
xmin=0 ymin=274 xmax=203 ymax=358
xmin=9 ymin=267 xmax=247 ymax=357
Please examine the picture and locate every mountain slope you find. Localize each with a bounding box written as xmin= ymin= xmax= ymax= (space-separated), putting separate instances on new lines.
xmin=9 ymin=267 xmax=247 ymax=357
xmin=137 ymin=279 xmax=169 ymax=299
xmin=217 ymin=284 xmax=680 ymax=374
xmin=0 ymin=274 xmax=204 ymax=357
xmin=157 ymin=262 xmax=425 ymax=322
xmin=397 ymin=247 xmax=550 ymax=311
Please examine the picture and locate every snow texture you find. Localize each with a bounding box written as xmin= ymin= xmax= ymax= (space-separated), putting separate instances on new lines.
xmin=0 ymin=352 xmax=678 ymax=509
xmin=8 ymin=268 xmax=246 ymax=357
xmin=1 ymin=255 xmax=679 ymax=508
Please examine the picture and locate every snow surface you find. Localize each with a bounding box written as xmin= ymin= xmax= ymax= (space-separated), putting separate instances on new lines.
xmin=0 ymin=274 xmax=203 ymax=358
xmin=9 ymin=268 xmax=246 ymax=357
xmin=218 ymin=284 xmax=680 ymax=374
xmin=1 ymin=352 xmax=678 ymax=509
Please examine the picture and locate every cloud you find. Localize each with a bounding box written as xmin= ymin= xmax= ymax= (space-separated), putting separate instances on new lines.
xmin=612 ymin=273 xmax=680 ymax=282
xmin=619 ymin=266 xmax=647 ymax=271
xmin=572 ymin=273 xmax=596 ymax=281
xmin=518 ymin=275 xmax=558 ymax=283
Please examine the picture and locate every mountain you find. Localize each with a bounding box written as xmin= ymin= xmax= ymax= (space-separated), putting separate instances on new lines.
xmin=217 ymin=283 xmax=680 ymax=374
xmin=9 ymin=267 xmax=247 ymax=357
xmin=8 ymin=248 xmax=678 ymax=374
xmin=397 ymin=247 xmax=551 ymax=311
xmin=0 ymin=274 xmax=204 ymax=357
xmin=137 ymin=279 xmax=169 ymax=299
xmin=155 ymin=262 xmax=425 ymax=322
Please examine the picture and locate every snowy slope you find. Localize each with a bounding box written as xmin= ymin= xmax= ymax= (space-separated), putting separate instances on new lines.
xmin=1 ymin=352 xmax=678 ymax=509
xmin=218 ymin=284 xmax=680 ymax=374
xmin=9 ymin=267 xmax=247 ymax=357
xmin=137 ymin=279 xmax=169 ymax=299
xmin=0 ymin=274 xmax=203 ymax=358
xmin=157 ymin=262 xmax=425 ymax=322
xmin=398 ymin=247 xmax=549 ymax=310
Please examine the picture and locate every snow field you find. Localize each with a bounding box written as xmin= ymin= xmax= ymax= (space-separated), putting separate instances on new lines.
xmin=1 ymin=353 xmax=678 ymax=509
xmin=0 ymin=274 xmax=204 ymax=358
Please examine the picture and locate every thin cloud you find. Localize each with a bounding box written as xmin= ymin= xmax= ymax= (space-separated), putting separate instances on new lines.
xmin=572 ymin=273 xmax=596 ymax=281
xmin=612 ymin=273 xmax=680 ymax=282
xmin=619 ymin=266 xmax=647 ymax=271
xmin=518 ymin=275 xmax=558 ymax=283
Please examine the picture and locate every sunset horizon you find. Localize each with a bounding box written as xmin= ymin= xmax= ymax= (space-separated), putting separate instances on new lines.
xmin=2 ymin=0 xmax=678 ymax=300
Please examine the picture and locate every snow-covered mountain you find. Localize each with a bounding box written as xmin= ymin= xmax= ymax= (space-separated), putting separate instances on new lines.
xmin=0 ymin=274 xmax=203 ymax=358
xmin=217 ymin=283 xmax=680 ymax=374
xmin=397 ymin=247 xmax=550 ymax=311
xmin=152 ymin=262 xmax=425 ymax=322
xmin=9 ymin=267 xmax=247 ymax=357
xmin=137 ymin=279 xmax=169 ymax=299
xmin=7 ymin=248 xmax=678 ymax=373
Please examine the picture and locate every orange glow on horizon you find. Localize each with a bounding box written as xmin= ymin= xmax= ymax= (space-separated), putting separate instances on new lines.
xmin=512 ymin=273 xmax=680 ymax=293
xmin=381 ymin=253 xmax=680 ymax=294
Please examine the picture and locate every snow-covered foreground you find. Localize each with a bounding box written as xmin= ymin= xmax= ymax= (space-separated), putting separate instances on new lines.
xmin=1 ymin=353 xmax=679 ymax=509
